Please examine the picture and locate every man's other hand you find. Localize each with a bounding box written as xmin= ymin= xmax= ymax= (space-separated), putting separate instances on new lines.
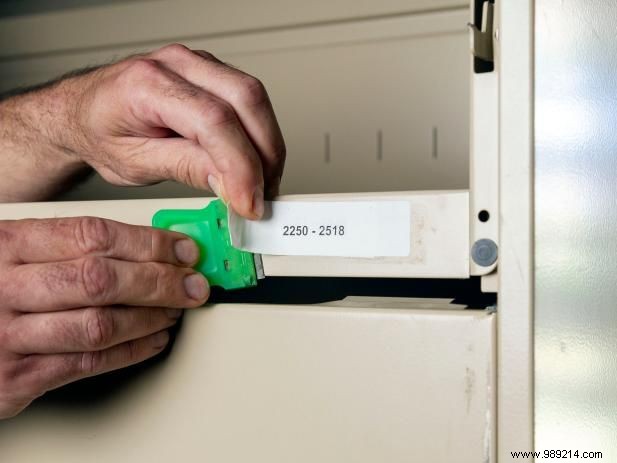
xmin=0 ymin=217 xmax=208 ymax=419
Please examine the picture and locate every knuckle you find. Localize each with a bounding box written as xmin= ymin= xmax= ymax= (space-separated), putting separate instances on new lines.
xmin=83 ymin=308 xmax=115 ymax=350
xmin=80 ymin=257 xmax=116 ymax=303
xmin=124 ymin=58 xmax=161 ymax=82
xmin=198 ymin=50 xmax=216 ymax=61
xmin=74 ymin=217 xmax=113 ymax=255
xmin=113 ymin=153 xmax=154 ymax=185
xmin=233 ymin=76 xmax=267 ymax=107
xmin=117 ymin=58 xmax=165 ymax=114
xmin=126 ymin=339 xmax=138 ymax=362
xmin=147 ymin=263 xmax=169 ymax=292
xmin=157 ymin=43 xmax=192 ymax=57
xmin=146 ymin=229 xmax=163 ymax=261
xmin=80 ymin=350 xmax=105 ymax=376
xmin=145 ymin=263 xmax=177 ymax=300
xmin=116 ymin=58 xmax=162 ymax=98
xmin=202 ymin=100 xmax=237 ymax=127
xmin=170 ymin=155 xmax=197 ymax=187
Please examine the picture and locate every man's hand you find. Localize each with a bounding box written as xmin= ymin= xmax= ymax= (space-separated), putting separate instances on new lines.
xmin=0 ymin=217 xmax=209 ymax=419
xmin=0 ymin=44 xmax=286 ymax=218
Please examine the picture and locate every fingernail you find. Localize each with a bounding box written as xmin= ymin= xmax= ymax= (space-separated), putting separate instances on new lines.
xmin=208 ymin=174 xmax=222 ymax=197
xmin=153 ymin=330 xmax=170 ymax=349
xmin=183 ymin=273 xmax=209 ymax=301
xmin=174 ymin=239 xmax=199 ymax=264
xmin=252 ymin=185 xmax=265 ymax=218
xmin=166 ymin=309 xmax=182 ymax=319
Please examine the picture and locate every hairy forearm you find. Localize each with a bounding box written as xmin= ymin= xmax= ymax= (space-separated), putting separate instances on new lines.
xmin=0 ymin=76 xmax=92 ymax=202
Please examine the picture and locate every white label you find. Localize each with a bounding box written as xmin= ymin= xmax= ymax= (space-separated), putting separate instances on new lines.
xmin=228 ymin=201 xmax=411 ymax=258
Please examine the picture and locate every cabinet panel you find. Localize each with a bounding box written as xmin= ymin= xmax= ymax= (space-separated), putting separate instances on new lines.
xmin=0 ymin=0 xmax=467 ymax=58
xmin=0 ymin=301 xmax=495 ymax=463
xmin=0 ymin=10 xmax=469 ymax=197
xmin=0 ymin=191 xmax=470 ymax=278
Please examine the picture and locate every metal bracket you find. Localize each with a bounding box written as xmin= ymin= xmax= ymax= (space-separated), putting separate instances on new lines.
xmin=469 ymin=0 xmax=499 ymax=276
xmin=469 ymin=0 xmax=495 ymax=63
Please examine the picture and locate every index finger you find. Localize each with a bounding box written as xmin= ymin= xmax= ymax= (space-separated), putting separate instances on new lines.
xmin=121 ymin=59 xmax=265 ymax=219
xmin=0 ymin=217 xmax=199 ymax=266
xmin=153 ymin=45 xmax=286 ymax=198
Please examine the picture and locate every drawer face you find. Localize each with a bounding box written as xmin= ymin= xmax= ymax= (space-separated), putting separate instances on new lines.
xmin=0 ymin=191 xmax=470 ymax=278
xmin=0 ymin=302 xmax=495 ymax=463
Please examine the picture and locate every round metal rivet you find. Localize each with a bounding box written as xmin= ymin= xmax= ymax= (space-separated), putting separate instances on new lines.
xmin=471 ymin=239 xmax=498 ymax=267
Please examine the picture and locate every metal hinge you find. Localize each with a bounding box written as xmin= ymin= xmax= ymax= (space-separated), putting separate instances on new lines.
xmin=469 ymin=0 xmax=495 ymax=70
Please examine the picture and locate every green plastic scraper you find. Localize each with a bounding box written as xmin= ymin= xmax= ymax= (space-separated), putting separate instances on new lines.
xmin=152 ymin=199 xmax=264 ymax=290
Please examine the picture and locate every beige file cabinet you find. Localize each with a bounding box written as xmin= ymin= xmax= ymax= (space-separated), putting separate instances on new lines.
xmin=0 ymin=192 xmax=497 ymax=463
xmin=0 ymin=298 xmax=496 ymax=463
